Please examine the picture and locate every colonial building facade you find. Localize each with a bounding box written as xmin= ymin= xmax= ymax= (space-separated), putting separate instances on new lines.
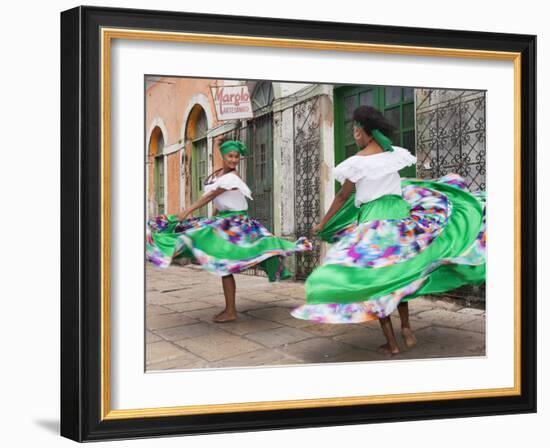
xmin=146 ymin=77 xmax=486 ymax=300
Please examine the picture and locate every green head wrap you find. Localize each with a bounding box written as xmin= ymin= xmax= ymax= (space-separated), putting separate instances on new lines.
xmin=353 ymin=121 xmax=394 ymax=152
xmin=219 ymin=140 xmax=248 ymax=157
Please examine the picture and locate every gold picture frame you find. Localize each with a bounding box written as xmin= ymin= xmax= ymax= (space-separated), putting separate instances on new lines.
xmin=61 ymin=5 xmax=536 ymax=441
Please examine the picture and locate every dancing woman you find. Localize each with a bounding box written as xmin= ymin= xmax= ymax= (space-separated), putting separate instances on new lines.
xmin=147 ymin=136 xmax=312 ymax=322
xmin=291 ymin=106 xmax=486 ymax=355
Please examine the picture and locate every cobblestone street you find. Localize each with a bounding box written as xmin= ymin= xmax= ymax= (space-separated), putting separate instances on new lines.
xmin=146 ymin=264 xmax=486 ymax=371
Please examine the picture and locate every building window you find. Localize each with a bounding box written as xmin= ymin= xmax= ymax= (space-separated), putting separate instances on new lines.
xmin=382 ymin=86 xmax=415 ymax=158
xmin=153 ymin=132 xmax=165 ymax=215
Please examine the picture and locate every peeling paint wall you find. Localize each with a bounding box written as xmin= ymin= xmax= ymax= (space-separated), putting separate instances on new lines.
xmin=145 ymin=78 xmax=340 ymax=280
xmin=145 ymin=77 xmax=223 ymax=215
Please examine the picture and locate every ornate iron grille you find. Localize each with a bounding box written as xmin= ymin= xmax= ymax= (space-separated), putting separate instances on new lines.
xmin=416 ymin=89 xmax=486 ymax=191
xmin=294 ymin=97 xmax=322 ymax=280
xmin=416 ymin=89 xmax=486 ymax=301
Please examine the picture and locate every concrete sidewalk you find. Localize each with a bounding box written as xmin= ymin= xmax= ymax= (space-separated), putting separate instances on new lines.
xmin=146 ymin=264 xmax=485 ymax=371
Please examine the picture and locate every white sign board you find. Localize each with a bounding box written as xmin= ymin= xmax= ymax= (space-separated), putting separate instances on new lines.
xmin=210 ymin=85 xmax=254 ymax=120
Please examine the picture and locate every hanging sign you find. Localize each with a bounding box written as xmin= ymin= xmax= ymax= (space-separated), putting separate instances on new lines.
xmin=210 ymin=85 xmax=254 ymax=120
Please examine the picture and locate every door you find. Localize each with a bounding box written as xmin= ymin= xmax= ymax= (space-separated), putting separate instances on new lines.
xmin=334 ymin=85 xmax=416 ymax=184
xmin=246 ymin=113 xmax=274 ymax=231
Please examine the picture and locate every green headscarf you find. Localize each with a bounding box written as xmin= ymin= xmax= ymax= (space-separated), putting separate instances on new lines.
xmin=353 ymin=121 xmax=394 ymax=152
xmin=219 ymin=140 xmax=248 ymax=157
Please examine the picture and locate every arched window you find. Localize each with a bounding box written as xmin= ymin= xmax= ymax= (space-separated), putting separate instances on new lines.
xmin=146 ymin=126 xmax=167 ymax=218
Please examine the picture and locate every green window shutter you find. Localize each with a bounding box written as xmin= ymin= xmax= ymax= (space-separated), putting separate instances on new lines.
xmin=192 ymin=138 xmax=208 ymax=217
xmin=154 ymin=155 xmax=165 ymax=215
xmin=381 ymin=86 xmax=416 ymax=177
xmin=190 ymin=107 xmax=209 ymax=217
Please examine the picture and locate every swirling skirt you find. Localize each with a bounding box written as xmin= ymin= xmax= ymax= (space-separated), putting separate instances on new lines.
xmin=146 ymin=209 xmax=312 ymax=282
xmin=290 ymin=173 xmax=486 ymax=323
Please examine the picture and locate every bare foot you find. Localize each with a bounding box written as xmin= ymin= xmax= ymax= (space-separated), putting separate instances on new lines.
xmin=212 ymin=310 xmax=237 ymax=323
xmin=378 ymin=343 xmax=400 ymax=356
xmin=401 ymin=327 xmax=418 ymax=349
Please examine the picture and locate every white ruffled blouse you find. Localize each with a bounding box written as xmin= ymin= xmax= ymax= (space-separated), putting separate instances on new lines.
xmin=333 ymin=146 xmax=417 ymax=207
xmin=202 ymin=171 xmax=252 ymax=211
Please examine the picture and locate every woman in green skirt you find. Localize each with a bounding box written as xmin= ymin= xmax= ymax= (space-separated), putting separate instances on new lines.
xmin=147 ymin=136 xmax=312 ymax=322
xmin=291 ymin=106 xmax=486 ymax=356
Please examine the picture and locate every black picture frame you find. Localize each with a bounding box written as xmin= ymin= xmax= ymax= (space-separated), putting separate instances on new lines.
xmin=60 ymin=5 xmax=536 ymax=442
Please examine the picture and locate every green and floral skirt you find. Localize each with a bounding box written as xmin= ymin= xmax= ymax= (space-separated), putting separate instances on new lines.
xmin=146 ymin=209 xmax=312 ymax=282
xmin=291 ymin=173 xmax=486 ymax=323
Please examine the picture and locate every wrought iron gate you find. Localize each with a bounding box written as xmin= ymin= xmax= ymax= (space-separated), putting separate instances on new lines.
xmin=294 ymin=97 xmax=322 ymax=280
xmin=416 ymin=89 xmax=486 ymax=302
xmin=416 ymin=89 xmax=486 ymax=191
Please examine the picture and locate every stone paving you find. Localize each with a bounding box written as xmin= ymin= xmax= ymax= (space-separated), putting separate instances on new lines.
xmin=146 ymin=264 xmax=486 ymax=371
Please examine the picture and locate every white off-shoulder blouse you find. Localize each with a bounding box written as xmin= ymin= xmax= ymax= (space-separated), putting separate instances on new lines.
xmin=202 ymin=171 xmax=252 ymax=211
xmin=333 ymin=146 xmax=417 ymax=207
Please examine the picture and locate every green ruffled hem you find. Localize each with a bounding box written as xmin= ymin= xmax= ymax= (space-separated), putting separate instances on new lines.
xmin=306 ymin=180 xmax=484 ymax=305
xmin=163 ymin=247 xmax=292 ymax=282
xmin=152 ymin=224 xmax=301 ymax=260
xmin=149 ymin=210 xmax=302 ymax=282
